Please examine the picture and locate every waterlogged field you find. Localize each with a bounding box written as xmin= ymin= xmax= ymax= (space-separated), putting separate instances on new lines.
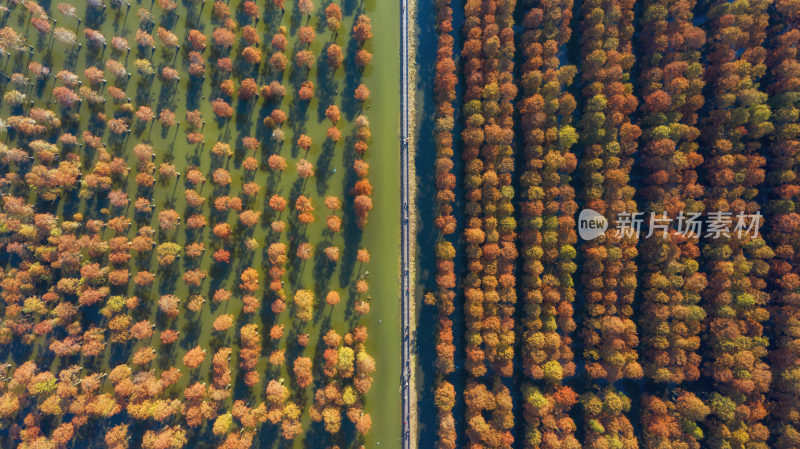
xmin=0 ymin=0 xmax=399 ymax=448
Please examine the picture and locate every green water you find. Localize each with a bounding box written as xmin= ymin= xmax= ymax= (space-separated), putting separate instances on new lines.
xmin=0 ymin=0 xmax=400 ymax=447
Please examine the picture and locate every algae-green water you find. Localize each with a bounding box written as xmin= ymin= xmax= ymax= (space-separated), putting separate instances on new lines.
xmin=0 ymin=0 xmax=400 ymax=447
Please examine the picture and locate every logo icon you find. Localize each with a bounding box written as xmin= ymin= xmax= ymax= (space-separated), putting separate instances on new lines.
xmin=578 ymin=209 xmax=608 ymax=240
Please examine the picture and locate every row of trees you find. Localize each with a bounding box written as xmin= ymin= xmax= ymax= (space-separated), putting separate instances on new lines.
xmin=700 ymin=1 xmax=774 ymax=448
xmin=427 ymin=0 xmax=458 ymax=447
xmin=351 ymin=116 xmax=374 ymax=229
xmin=460 ymin=0 xmax=518 ymax=447
xmin=637 ymin=0 xmax=709 ymax=447
xmin=766 ymin=2 xmax=800 ymax=447
xmin=577 ymin=0 xmax=641 ymax=384
xmin=576 ymin=0 xmax=642 ymax=447
xmin=517 ymin=0 xmax=579 ymax=447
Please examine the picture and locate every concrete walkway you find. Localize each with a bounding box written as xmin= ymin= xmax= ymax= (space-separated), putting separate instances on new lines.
xmin=400 ymin=0 xmax=412 ymax=447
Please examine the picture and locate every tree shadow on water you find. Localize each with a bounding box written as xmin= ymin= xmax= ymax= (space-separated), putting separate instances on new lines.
xmin=315 ymin=139 xmax=336 ymax=194
xmin=339 ymin=28 xmax=365 ymax=121
xmin=337 ymin=132 xmax=362 ymax=289
xmin=315 ymin=43 xmax=338 ymax=122
xmin=311 ymin=242 xmax=335 ymax=303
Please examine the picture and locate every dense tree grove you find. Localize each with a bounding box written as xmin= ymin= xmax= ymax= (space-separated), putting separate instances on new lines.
xmin=0 ymin=0 xmax=381 ymax=447
xmin=422 ymin=0 xmax=800 ymax=448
